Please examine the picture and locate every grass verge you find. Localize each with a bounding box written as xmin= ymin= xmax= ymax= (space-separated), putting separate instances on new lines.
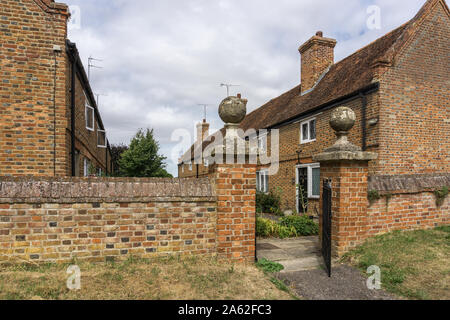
xmin=342 ymin=226 xmax=450 ymax=300
xmin=0 ymin=256 xmax=294 ymax=300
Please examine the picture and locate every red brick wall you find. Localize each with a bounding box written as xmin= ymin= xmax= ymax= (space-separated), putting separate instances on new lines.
xmin=378 ymin=1 xmax=450 ymax=175
xmin=0 ymin=162 xmax=257 ymax=263
xmin=0 ymin=178 xmax=217 ymax=263
xmin=214 ymin=163 xmax=256 ymax=262
xmin=319 ymin=161 xmax=370 ymax=257
xmin=367 ymin=192 xmax=449 ymax=236
xmin=0 ymin=0 xmax=69 ymax=176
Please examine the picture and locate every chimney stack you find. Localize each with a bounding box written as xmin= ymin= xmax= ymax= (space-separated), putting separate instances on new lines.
xmin=196 ymin=119 xmax=210 ymax=145
xmin=299 ymin=31 xmax=336 ymax=93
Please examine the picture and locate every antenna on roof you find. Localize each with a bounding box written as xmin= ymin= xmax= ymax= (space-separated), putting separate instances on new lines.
xmin=88 ymin=56 xmax=103 ymax=81
xmin=220 ymin=83 xmax=240 ymax=97
xmin=94 ymin=93 xmax=108 ymax=107
xmin=198 ymin=104 xmax=211 ymax=122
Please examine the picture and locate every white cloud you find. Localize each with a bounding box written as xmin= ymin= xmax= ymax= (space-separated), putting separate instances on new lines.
xmin=66 ymin=0 xmax=427 ymax=175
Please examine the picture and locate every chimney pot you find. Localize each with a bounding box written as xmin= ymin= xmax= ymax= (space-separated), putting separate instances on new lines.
xmin=237 ymin=93 xmax=242 ymax=99
xmin=316 ymin=31 xmax=323 ymax=37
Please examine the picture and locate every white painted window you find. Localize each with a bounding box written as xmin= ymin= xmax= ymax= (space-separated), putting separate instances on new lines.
xmin=83 ymin=158 xmax=91 ymax=177
xmin=97 ymin=129 xmax=106 ymax=148
xmin=204 ymin=158 xmax=209 ymax=167
xmin=296 ymin=163 xmax=320 ymax=199
xmin=300 ymin=118 xmax=316 ymax=144
xmin=258 ymin=134 xmax=267 ymax=152
xmin=181 ymin=165 xmax=185 ymax=173
xmin=256 ymin=170 xmax=269 ymax=193
xmin=189 ymin=163 xmax=193 ymax=171
xmin=85 ymin=103 xmax=95 ymax=131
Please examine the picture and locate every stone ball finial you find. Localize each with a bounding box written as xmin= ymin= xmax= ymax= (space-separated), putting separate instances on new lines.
xmin=219 ymin=95 xmax=247 ymax=124
xmin=330 ymin=106 xmax=356 ymax=133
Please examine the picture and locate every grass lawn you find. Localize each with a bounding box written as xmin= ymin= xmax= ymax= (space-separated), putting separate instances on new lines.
xmin=0 ymin=256 xmax=294 ymax=300
xmin=343 ymin=226 xmax=450 ymax=300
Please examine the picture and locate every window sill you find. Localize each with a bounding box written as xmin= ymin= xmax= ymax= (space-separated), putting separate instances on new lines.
xmin=300 ymin=139 xmax=316 ymax=145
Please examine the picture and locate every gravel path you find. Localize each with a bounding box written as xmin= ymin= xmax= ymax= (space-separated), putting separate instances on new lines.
xmin=276 ymin=264 xmax=398 ymax=300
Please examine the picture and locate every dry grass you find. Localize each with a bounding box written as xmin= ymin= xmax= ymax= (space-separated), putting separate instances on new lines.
xmin=343 ymin=226 xmax=450 ymax=300
xmin=0 ymin=256 xmax=294 ymax=300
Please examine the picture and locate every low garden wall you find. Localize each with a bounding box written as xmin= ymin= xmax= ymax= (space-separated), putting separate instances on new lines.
xmin=0 ymin=178 xmax=218 ymax=263
xmin=366 ymin=174 xmax=450 ymax=236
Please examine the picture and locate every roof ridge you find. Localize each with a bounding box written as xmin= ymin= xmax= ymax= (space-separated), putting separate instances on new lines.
xmin=333 ymin=21 xmax=410 ymax=67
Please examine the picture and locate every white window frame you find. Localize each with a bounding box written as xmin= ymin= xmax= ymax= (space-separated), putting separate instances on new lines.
xmin=181 ymin=165 xmax=185 ymax=173
xmin=300 ymin=117 xmax=316 ymax=144
xmin=295 ymin=163 xmax=320 ymax=205
xmin=258 ymin=133 xmax=267 ymax=152
xmin=189 ymin=163 xmax=193 ymax=171
xmin=85 ymin=104 xmax=95 ymax=131
xmin=83 ymin=158 xmax=90 ymax=177
xmin=97 ymin=129 xmax=107 ymax=148
xmin=256 ymin=169 xmax=269 ymax=193
xmin=204 ymin=158 xmax=209 ymax=167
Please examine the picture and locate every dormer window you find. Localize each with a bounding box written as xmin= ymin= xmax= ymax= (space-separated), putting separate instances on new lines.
xmin=301 ymin=118 xmax=316 ymax=144
xmin=85 ymin=103 xmax=94 ymax=131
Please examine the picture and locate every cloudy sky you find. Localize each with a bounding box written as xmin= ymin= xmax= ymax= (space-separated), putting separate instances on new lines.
xmin=65 ymin=0 xmax=427 ymax=176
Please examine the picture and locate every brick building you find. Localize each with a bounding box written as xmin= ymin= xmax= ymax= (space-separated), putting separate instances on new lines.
xmin=0 ymin=0 xmax=112 ymax=177
xmin=179 ymin=0 xmax=449 ymax=216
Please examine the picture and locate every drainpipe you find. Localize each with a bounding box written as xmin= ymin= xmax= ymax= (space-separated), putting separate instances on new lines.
xmin=360 ymin=92 xmax=367 ymax=151
xmin=196 ymin=163 xmax=199 ymax=179
xmin=70 ymin=55 xmax=76 ymax=176
xmin=105 ymin=146 xmax=108 ymax=176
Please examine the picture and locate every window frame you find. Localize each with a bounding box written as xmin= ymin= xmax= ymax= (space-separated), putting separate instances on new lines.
xmin=83 ymin=158 xmax=90 ymax=177
xmin=256 ymin=169 xmax=269 ymax=194
xmin=296 ymin=163 xmax=320 ymax=200
xmin=189 ymin=163 xmax=193 ymax=171
xmin=97 ymin=129 xmax=107 ymax=148
xmin=258 ymin=133 xmax=268 ymax=152
xmin=85 ymin=103 xmax=95 ymax=132
xmin=300 ymin=117 xmax=317 ymax=144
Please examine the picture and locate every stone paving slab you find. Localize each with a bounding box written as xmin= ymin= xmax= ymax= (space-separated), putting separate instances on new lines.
xmin=257 ymin=237 xmax=323 ymax=272
xmin=278 ymin=257 xmax=324 ymax=273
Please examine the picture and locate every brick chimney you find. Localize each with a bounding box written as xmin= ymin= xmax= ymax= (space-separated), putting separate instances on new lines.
xmin=196 ymin=119 xmax=210 ymax=144
xmin=299 ymin=31 xmax=337 ymax=93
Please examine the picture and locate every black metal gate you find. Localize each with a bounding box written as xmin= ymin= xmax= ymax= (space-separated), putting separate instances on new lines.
xmin=322 ymin=179 xmax=332 ymax=277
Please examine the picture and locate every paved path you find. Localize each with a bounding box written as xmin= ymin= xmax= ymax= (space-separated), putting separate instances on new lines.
xmin=257 ymin=237 xmax=396 ymax=300
xmin=257 ymin=237 xmax=323 ymax=273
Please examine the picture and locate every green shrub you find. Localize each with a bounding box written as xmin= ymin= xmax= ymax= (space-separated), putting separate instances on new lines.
xmin=256 ymin=191 xmax=282 ymax=215
xmin=256 ymin=217 xmax=297 ymax=239
xmin=279 ymin=215 xmax=319 ymax=236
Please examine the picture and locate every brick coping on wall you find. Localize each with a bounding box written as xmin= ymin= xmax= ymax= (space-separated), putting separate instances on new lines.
xmin=0 ymin=177 xmax=216 ymax=204
xmin=368 ymin=173 xmax=450 ymax=195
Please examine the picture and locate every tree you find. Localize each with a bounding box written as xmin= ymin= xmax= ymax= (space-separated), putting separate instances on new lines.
xmin=110 ymin=143 xmax=129 ymax=176
xmin=118 ymin=128 xmax=172 ymax=178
